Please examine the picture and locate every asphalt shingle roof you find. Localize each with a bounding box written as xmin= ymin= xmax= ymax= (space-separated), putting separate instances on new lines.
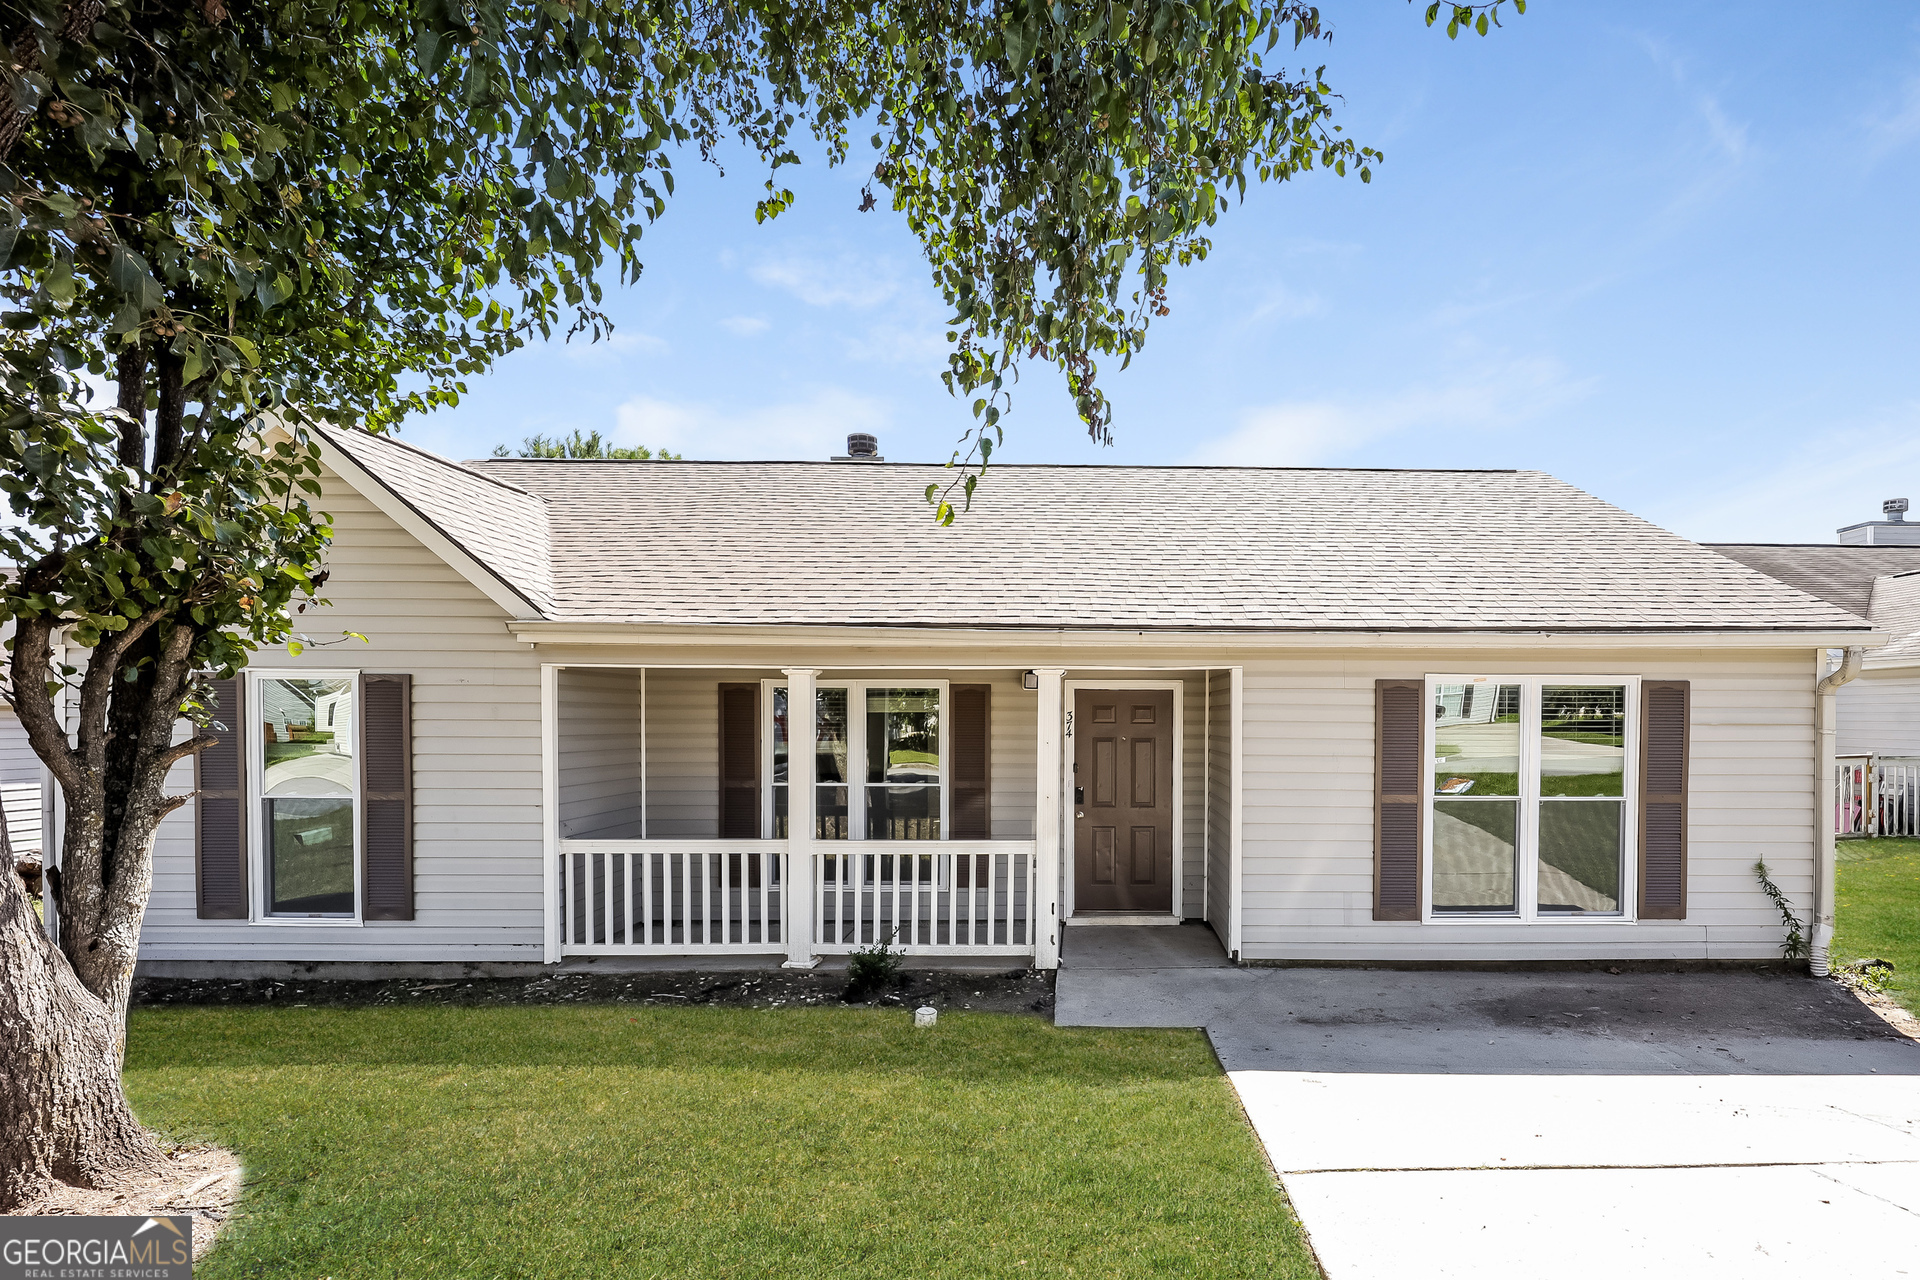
xmin=388 ymin=454 xmax=1862 ymax=633
xmin=318 ymin=425 xmax=554 ymax=616
xmin=1704 ymin=544 xmax=1920 ymax=619
xmin=1865 ymin=572 xmax=1920 ymax=667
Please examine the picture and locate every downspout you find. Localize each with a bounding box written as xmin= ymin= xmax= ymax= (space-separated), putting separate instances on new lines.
xmin=1810 ymin=646 xmax=1865 ymax=976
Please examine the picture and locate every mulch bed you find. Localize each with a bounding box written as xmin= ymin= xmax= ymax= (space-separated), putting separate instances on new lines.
xmin=132 ymin=966 xmax=1057 ymax=1016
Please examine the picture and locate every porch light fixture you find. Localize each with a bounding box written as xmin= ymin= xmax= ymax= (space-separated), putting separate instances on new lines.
xmin=1022 ymin=671 xmax=1039 ymax=691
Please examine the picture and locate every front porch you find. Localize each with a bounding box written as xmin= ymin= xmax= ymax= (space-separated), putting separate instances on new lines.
xmin=538 ymin=662 xmax=1243 ymax=968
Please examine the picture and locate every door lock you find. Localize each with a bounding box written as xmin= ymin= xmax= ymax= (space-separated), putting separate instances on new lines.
xmin=1074 ymin=786 xmax=1085 ymax=804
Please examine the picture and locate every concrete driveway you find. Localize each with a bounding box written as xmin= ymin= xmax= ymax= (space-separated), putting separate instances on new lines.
xmin=1057 ymin=926 xmax=1920 ymax=1280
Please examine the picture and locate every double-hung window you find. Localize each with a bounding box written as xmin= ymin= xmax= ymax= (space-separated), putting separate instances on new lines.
xmin=767 ymin=681 xmax=946 ymax=840
xmin=1427 ymin=676 xmax=1635 ymax=920
xmin=253 ymin=674 xmax=360 ymax=919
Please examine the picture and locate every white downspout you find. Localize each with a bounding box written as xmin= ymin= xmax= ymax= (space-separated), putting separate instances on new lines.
xmin=1810 ymin=646 xmax=1864 ymax=976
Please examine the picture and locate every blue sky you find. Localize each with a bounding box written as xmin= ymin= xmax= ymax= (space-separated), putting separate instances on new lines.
xmin=403 ymin=3 xmax=1920 ymax=544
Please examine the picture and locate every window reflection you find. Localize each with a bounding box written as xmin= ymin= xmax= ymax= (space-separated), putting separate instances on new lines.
xmin=259 ymin=677 xmax=355 ymax=917
xmin=1432 ymin=683 xmax=1523 ymax=797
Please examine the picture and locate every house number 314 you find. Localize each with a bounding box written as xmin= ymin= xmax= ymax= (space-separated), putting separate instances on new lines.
xmin=1065 ymin=710 xmax=1074 ymax=738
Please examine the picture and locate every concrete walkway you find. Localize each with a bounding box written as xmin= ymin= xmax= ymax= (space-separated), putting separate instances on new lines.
xmin=1057 ymin=928 xmax=1920 ymax=1279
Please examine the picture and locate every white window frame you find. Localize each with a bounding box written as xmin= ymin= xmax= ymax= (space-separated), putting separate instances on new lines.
xmin=761 ymin=678 xmax=951 ymax=841
xmin=1422 ymin=674 xmax=1640 ymax=924
xmin=247 ymin=669 xmax=363 ymax=926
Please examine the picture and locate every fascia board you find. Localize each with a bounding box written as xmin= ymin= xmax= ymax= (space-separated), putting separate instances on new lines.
xmin=311 ymin=431 xmax=544 ymax=620
xmin=507 ymin=622 xmax=1886 ymax=651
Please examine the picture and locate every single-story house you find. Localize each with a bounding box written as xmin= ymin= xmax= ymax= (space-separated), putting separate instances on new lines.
xmin=24 ymin=428 xmax=1885 ymax=973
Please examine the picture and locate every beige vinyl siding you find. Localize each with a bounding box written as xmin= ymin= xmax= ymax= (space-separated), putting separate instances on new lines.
xmin=0 ymin=708 xmax=45 ymax=854
xmin=138 ymin=460 xmax=547 ymax=963
xmin=1233 ymin=647 xmax=1817 ymax=962
xmin=556 ymin=667 xmax=642 ymax=839
xmin=1206 ymin=672 xmax=1233 ymax=932
xmin=1837 ymin=669 xmax=1920 ymax=756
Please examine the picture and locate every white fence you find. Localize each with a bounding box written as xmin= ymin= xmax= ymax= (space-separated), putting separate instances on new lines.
xmin=556 ymin=838 xmax=1039 ymax=958
xmin=559 ymin=840 xmax=787 ymax=955
xmin=1835 ymin=755 xmax=1920 ymax=838
xmin=814 ymin=842 xmax=1036 ymax=955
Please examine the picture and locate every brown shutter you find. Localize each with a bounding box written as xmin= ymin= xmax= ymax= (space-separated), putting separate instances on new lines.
xmin=950 ymin=684 xmax=991 ymax=839
xmin=361 ymin=673 xmax=414 ymax=921
xmin=195 ymin=676 xmax=248 ymax=919
xmin=1374 ymin=678 xmax=1424 ymax=921
xmin=1639 ymin=679 xmax=1690 ymax=920
xmin=718 ymin=682 xmax=761 ymax=838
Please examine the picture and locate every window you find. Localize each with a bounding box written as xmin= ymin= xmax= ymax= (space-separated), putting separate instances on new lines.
xmin=256 ymin=675 xmax=358 ymax=919
xmin=769 ymin=682 xmax=945 ymax=840
xmin=1428 ymin=677 xmax=1634 ymax=920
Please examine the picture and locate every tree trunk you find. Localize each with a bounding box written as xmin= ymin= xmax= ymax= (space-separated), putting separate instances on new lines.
xmin=0 ymin=859 xmax=161 ymax=1211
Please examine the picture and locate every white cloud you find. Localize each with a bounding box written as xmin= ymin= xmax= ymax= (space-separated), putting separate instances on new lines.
xmin=1189 ymin=358 xmax=1594 ymax=467
xmin=612 ymin=386 xmax=890 ymax=460
xmin=1247 ymin=282 xmax=1322 ymax=323
xmin=719 ymin=315 xmax=770 ymax=336
xmin=1645 ymin=404 xmax=1920 ymax=543
xmin=1862 ymin=73 xmax=1920 ymax=161
xmin=557 ymin=330 xmax=666 ymax=362
xmin=749 ymin=248 xmax=901 ymax=309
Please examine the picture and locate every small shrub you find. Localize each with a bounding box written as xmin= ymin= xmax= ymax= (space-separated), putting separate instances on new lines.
xmin=844 ymin=930 xmax=902 ymax=1002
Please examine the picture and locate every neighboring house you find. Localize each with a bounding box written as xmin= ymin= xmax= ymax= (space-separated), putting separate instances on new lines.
xmin=1 ymin=705 xmax=45 ymax=860
xmin=34 ymin=427 xmax=1884 ymax=971
xmin=1710 ymin=515 xmax=1920 ymax=757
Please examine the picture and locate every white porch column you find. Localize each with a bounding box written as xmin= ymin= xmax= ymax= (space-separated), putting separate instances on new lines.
xmin=782 ymin=667 xmax=821 ymax=968
xmin=1228 ymin=665 xmax=1245 ymax=963
xmin=1033 ymin=668 xmax=1067 ymax=970
xmin=541 ymin=663 xmax=560 ymax=964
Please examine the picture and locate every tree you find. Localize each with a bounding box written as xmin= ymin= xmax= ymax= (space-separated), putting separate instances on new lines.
xmin=0 ymin=0 xmax=1523 ymax=1208
xmin=493 ymin=429 xmax=679 ymax=459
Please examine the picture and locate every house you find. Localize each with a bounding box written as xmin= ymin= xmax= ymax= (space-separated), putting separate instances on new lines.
xmin=26 ymin=427 xmax=1883 ymax=974
xmin=1710 ymin=514 xmax=1920 ymax=758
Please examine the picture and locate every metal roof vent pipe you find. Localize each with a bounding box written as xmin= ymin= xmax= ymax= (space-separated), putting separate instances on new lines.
xmin=832 ymin=433 xmax=883 ymax=462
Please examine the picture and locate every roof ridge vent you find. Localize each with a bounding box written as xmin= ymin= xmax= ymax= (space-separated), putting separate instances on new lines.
xmin=833 ymin=433 xmax=883 ymax=462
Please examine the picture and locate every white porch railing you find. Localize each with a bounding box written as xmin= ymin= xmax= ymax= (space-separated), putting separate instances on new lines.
xmin=814 ymin=841 xmax=1036 ymax=955
xmin=1835 ymin=755 xmax=1920 ymax=838
xmin=559 ymin=840 xmax=787 ymax=955
xmin=555 ymin=838 xmax=1039 ymax=958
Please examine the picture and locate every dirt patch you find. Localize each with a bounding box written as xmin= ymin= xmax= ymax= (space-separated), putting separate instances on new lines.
xmin=9 ymin=1145 xmax=240 ymax=1261
xmin=1832 ymin=973 xmax=1920 ymax=1042
xmin=132 ymin=967 xmax=1057 ymax=1016
xmin=1473 ymin=969 xmax=1914 ymax=1043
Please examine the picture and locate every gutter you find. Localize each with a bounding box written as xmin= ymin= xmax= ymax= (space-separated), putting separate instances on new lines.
xmin=1810 ymin=646 xmax=1866 ymax=976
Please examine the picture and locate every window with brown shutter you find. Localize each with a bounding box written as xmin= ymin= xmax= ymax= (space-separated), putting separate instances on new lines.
xmin=1374 ymin=678 xmax=1424 ymax=921
xmin=195 ymin=676 xmax=248 ymax=919
xmin=950 ymin=684 xmax=991 ymax=839
xmin=718 ymin=683 xmax=761 ymax=838
xmin=1638 ymin=680 xmax=1690 ymax=920
xmin=361 ymin=673 xmax=414 ymax=921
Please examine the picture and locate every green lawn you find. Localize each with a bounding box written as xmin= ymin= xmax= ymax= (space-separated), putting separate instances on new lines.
xmin=1834 ymin=837 xmax=1920 ymax=1015
xmin=125 ymin=1006 xmax=1317 ymax=1279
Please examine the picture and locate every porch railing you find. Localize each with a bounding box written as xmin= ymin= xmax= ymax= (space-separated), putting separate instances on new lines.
xmin=556 ymin=838 xmax=1039 ymax=958
xmin=815 ymin=841 xmax=1035 ymax=954
xmin=559 ymin=839 xmax=787 ymax=955
xmin=1835 ymin=755 xmax=1920 ymax=838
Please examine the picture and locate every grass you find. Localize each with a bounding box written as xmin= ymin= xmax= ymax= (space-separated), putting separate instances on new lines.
xmin=124 ymin=1006 xmax=1318 ymax=1279
xmin=1834 ymin=836 xmax=1920 ymax=1015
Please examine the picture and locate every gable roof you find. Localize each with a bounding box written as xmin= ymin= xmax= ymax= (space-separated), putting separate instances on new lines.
xmin=1703 ymin=544 xmax=1920 ymax=619
xmin=377 ymin=455 xmax=1863 ymax=634
xmin=313 ymin=425 xmax=554 ymax=617
xmin=1865 ymin=573 xmax=1920 ymax=667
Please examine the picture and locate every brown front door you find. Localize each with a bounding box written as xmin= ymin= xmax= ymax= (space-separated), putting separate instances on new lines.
xmin=1072 ymin=689 xmax=1175 ymax=913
